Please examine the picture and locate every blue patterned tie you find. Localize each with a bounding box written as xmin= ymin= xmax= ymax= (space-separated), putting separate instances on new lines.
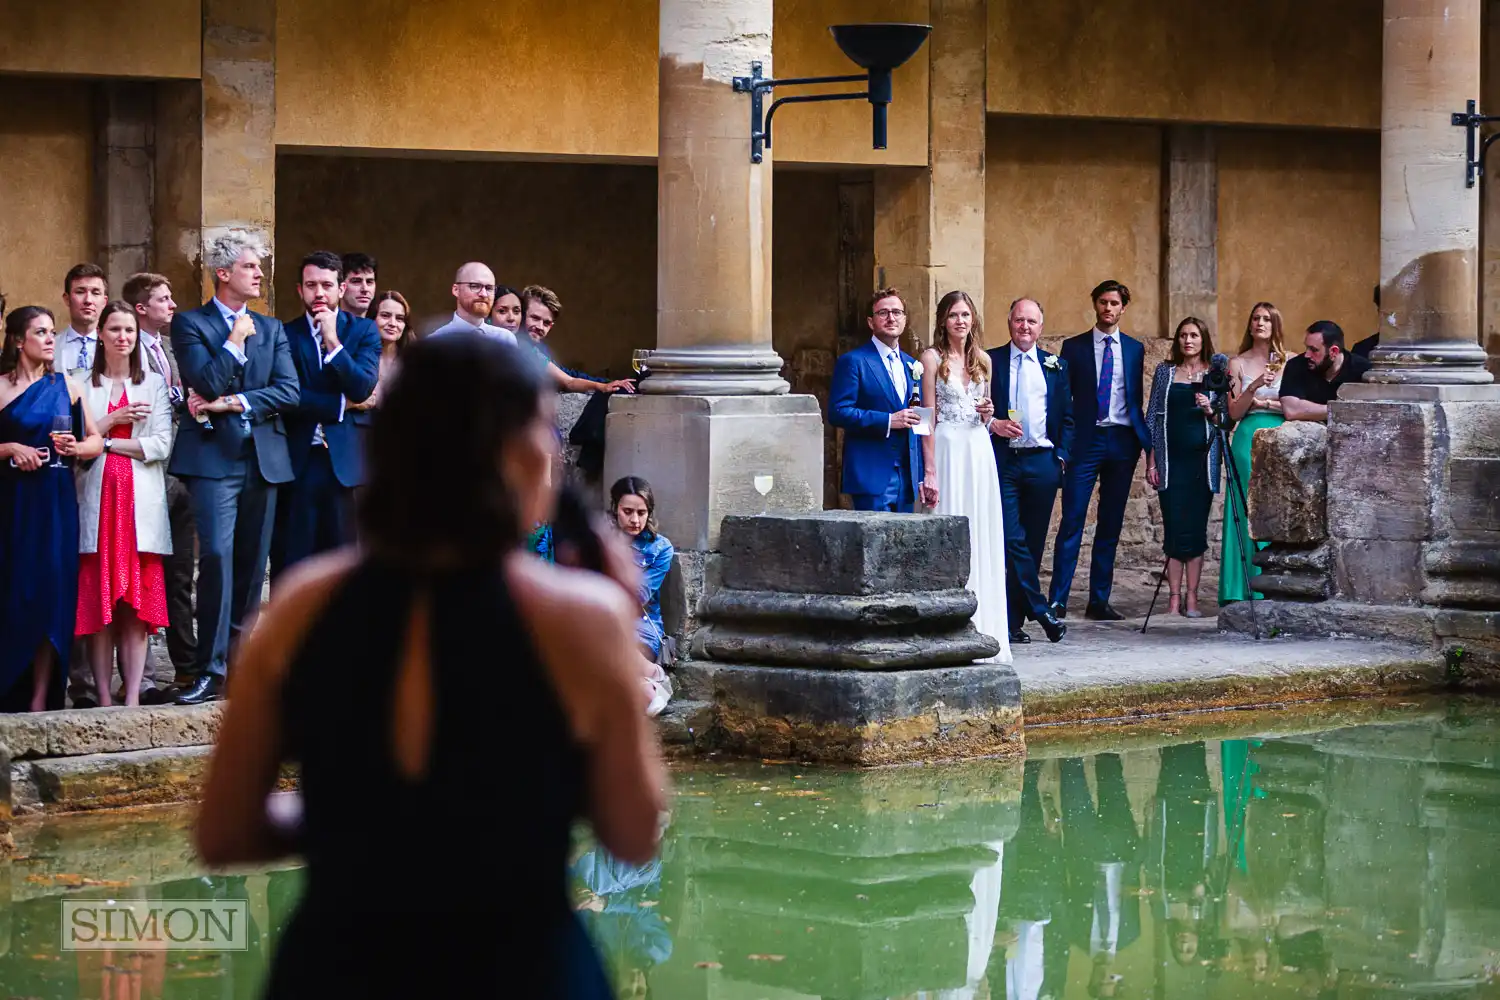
xmin=1097 ymin=336 xmax=1115 ymax=422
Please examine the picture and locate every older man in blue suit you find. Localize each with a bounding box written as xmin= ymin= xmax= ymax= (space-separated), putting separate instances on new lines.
xmin=987 ymin=297 xmax=1071 ymax=644
xmin=272 ymin=250 xmax=381 ymax=581
xmin=829 ymin=288 xmax=928 ymax=512
xmin=1049 ymin=280 xmax=1152 ymax=621
xmin=168 ymin=233 xmax=300 ymax=704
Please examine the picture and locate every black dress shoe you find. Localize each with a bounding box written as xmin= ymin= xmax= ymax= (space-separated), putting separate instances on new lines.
xmin=1009 ymin=629 xmax=1032 ymax=644
xmin=1048 ymin=602 xmax=1067 ymax=620
xmin=71 ymin=696 xmax=98 ymax=710
xmin=1039 ymin=612 xmax=1067 ymax=643
xmin=139 ymin=688 xmax=168 ymax=706
xmin=175 ymin=675 xmax=223 ymax=705
xmin=1085 ymin=602 xmax=1126 ymax=622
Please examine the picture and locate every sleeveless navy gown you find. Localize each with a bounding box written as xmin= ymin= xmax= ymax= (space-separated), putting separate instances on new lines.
xmin=0 ymin=374 xmax=77 ymax=712
xmin=266 ymin=558 xmax=615 ymax=998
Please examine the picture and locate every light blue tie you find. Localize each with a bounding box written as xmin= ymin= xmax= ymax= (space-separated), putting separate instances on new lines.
xmin=1013 ymin=352 xmax=1031 ymax=444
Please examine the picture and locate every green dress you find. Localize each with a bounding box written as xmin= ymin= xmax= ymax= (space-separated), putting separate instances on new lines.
xmin=1219 ymin=410 xmax=1284 ymax=603
xmin=1160 ymin=383 xmax=1213 ymax=559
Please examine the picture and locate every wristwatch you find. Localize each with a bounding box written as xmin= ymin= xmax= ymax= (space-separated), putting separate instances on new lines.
xmin=103 ymin=439 xmax=113 ymax=454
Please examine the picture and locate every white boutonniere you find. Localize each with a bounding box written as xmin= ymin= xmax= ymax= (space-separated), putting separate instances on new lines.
xmin=908 ymin=359 xmax=924 ymax=381
xmin=1042 ymin=355 xmax=1061 ymax=370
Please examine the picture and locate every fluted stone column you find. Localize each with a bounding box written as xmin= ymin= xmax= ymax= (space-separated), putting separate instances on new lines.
xmin=606 ymin=0 xmax=823 ymax=563
xmin=1369 ymin=0 xmax=1492 ymax=384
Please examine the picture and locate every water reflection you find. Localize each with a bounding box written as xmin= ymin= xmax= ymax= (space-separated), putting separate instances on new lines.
xmin=2 ymin=708 xmax=1500 ymax=999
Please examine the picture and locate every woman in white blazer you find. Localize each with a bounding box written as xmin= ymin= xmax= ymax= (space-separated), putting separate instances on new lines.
xmin=75 ymin=301 xmax=173 ymax=706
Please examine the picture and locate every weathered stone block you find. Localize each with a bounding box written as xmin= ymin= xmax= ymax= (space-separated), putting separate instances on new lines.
xmin=149 ymin=704 xmax=223 ymax=748
xmin=46 ymin=708 xmax=156 ymax=757
xmin=20 ymin=745 xmax=213 ymax=812
xmin=1434 ymin=610 xmax=1500 ymax=640
xmin=699 ymin=588 xmax=977 ymax=627
xmin=692 ymin=623 xmax=1000 ymax=670
xmin=0 ymin=715 xmax=49 ymax=758
xmin=1327 ymin=401 xmax=1435 ymax=541
xmin=719 ymin=511 xmax=969 ymax=596
xmin=1444 ymin=457 xmax=1500 ymax=533
xmin=676 ymin=662 xmax=1023 ymax=765
xmin=1219 ymin=599 xmax=1436 ymax=644
xmin=1334 ymin=539 xmax=1426 ymax=605
xmin=1249 ymin=421 xmax=1328 ymax=543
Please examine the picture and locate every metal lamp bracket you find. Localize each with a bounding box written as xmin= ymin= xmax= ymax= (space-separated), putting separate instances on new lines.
xmin=1452 ymin=99 xmax=1500 ymax=187
xmin=732 ymin=61 xmax=869 ymax=164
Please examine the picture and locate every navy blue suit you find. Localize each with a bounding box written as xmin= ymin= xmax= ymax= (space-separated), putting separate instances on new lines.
xmin=168 ymin=301 xmax=300 ymax=679
xmin=1050 ymin=331 xmax=1150 ymax=612
xmin=989 ymin=344 xmax=1074 ymax=632
xmin=829 ymin=340 xmax=924 ymax=512
xmin=273 ymin=311 xmax=380 ymax=578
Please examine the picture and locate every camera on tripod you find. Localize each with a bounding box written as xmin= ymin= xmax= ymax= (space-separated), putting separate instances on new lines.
xmin=1200 ymin=353 xmax=1233 ymax=395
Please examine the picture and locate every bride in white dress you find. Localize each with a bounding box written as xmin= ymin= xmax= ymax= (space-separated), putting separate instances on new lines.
xmin=919 ymin=291 xmax=1012 ymax=665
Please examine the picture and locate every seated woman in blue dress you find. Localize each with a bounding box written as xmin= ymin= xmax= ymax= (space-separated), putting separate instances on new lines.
xmin=0 ymin=304 xmax=104 ymax=712
xmin=611 ymin=476 xmax=675 ymax=716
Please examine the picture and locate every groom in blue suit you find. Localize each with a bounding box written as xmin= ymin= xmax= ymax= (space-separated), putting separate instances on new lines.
xmin=987 ymin=297 xmax=1071 ymax=644
xmin=829 ymin=288 xmax=926 ymax=512
xmin=1049 ymin=280 xmax=1151 ymax=621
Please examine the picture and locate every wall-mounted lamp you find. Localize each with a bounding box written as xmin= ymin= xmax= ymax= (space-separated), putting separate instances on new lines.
xmin=732 ymin=22 xmax=932 ymax=165
xmin=1452 ymin=99 xmax=1500 ymax=187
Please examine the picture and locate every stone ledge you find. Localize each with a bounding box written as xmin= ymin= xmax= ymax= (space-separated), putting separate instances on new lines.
xmin=0 ymin=703 xmax=223 ymax=759
xmin=13 ymin=745 xmax=215 ymax=814
xmin=1219 ymin=599 xmax=1437 ymax=644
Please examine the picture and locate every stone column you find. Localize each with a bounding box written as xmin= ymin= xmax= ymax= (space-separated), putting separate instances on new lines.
xmin=1371 ymin=0 xmax=1492 ymax=384
xmin=197 ymin=0 xmax=276 ymax=309
xmin=647 ymin=0 xmax=784 ymax=395
xmin=1162 ymin=126 xmax=1217 ymax=339
xmin=872 ymin=0 xmax=986 ymax=348
xmin=606 ymin=0 xmax=824 ymax=568
xmin=95 ymin=82 xmax=155 ymax=293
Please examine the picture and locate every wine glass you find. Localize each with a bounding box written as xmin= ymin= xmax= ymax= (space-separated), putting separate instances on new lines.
xmin=48 ymin=414 xmax=72 ymax=468
xmin=631 ymin=349 xmax=651 ymax=375
xmin=753 ymin=475 xmax=773 ymax=514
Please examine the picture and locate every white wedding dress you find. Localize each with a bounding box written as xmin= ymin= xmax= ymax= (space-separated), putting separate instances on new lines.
xmin=932 ymin=371 xmax=1012 ymax=665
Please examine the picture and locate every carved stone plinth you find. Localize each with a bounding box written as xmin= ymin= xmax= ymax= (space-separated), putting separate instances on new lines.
xmin=681 ymin=512 xmax=1021 ymax=764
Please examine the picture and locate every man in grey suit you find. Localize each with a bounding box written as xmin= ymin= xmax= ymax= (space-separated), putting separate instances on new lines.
xmin=168 ymin=233 xmax=300 ymax=704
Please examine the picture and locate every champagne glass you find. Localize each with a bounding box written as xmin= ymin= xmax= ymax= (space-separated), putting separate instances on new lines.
xmin=631 ymin=349 xmax=651 ymax=375
xmin=48 ymin=414 xmax=71 ymax=468
xmin=753 ymin=474 xmax=773 ymax=514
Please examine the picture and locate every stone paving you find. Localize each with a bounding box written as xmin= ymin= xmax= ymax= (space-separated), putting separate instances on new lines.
xmin=1012 ymin=613 xmax=1442 ymax=724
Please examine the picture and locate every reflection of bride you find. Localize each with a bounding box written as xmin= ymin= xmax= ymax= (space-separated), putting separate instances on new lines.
xmin=919 ymin=290 xmax=1012 ymax=664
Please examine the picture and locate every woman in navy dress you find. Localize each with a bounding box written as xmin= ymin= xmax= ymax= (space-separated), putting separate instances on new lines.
xmin=0 ymin=305 xmax=103 ymax=712
xmin=197 ymin=333 xmax=666 ymax=997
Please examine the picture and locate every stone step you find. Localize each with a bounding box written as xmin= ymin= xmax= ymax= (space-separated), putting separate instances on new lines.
xmin=0 ymin=703 xmax=222 ymax=759
xmin=12 ymin=745 xmax=214 ymax=815
xmin=656 ymin=699 xmax=713 ymax=746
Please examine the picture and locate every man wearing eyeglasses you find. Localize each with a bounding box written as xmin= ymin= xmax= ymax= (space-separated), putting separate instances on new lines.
xmin=429 ymin=262 xmax=517 ymax=344
xmin=828 ymin=287 xmax=927 ymax=512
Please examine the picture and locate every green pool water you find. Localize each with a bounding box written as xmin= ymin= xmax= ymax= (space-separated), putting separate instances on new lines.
xmin=3 ymin=698 xmax=1500 ymax=999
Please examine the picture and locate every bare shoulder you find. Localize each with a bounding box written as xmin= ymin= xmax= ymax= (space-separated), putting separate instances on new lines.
xmin=507 ymin=555 xmax=635 ymax=630
xmin=920 ymin=347 xmax=942 ymax=362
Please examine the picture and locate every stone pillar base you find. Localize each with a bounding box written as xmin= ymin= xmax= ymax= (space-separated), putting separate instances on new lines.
xmin=603 ymin=394 xmax=824 ymax=551
xmin=638 ymin=345 xmax=790 ymax=395
xmin=673 ymin=661 xmax=1023 ymax=765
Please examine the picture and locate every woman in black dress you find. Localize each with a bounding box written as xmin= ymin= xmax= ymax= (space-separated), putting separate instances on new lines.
xmin=198 ymin=332 xmax=667 ymax=998
xmin=1145 ymin=318 xmax=1223 ymax=617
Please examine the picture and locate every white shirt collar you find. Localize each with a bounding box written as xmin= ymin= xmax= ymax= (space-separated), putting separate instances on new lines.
xmin=870 ymin=335 xmax=900 ymax=359
xmin=212 ymin=297 xmax=248 ymax=323
xmin=139 ymin=328 xmax=162 ymax=349
xmin=1012 ymin=344 xmax=1039 ymax=363
xmin=1093 ymin=327 xmax=1119 ymax=343
xmin=62 ymin=326 xmax=95 ymax=342
xmin=452 ymin=311 xmax=485 ymax=330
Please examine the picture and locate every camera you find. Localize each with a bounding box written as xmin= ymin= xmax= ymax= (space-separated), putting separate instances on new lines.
xmin=1200 ymin=352 xmax=1233 ymax=395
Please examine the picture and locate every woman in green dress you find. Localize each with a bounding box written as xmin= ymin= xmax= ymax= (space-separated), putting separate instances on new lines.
xmin=1220 ymin=303 xmax=1286 ymax=605
xmin=1146 ymin=318 xmax=1223 ymax=617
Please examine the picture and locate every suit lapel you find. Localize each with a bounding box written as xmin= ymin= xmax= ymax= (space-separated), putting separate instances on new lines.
xmin=867 ymin=342 xmax=903 ymax=410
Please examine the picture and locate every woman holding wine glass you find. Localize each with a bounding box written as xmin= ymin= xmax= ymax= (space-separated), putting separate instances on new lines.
xmin=1221 ymin=302 xmax=1287 ymax=606
xmin=917 ymin=290 xmax=1011 ymax=664
xmin=0 ymin=305 xmax=103 ymax=711
xmin=75 ymin=301 xmax=174 ymax=707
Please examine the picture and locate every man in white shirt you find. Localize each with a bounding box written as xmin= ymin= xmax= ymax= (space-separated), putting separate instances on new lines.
xmin=125 ymin=272 xmax=196 ymax=700
xmin=986 ymin=298 xmax=1070 ymax=644
xmin=59 ymin=263 xmax=108 ymax=374
xmin=1049 ymin=280 xmax=1151 ymax=622
xmin=428 ymin=262 xmax=517 ymax=344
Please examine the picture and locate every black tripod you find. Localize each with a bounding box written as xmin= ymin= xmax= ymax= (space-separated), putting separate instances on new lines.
xmin=1141 ymin=396 xmax=1261 ymax=637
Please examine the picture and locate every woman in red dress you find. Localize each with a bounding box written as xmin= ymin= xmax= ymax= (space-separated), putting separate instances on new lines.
xmin=75 ymin=301 xmax=173 ymax=706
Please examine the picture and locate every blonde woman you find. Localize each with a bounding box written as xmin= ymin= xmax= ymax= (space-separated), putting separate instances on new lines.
xmin=1221 ymin=302 xmax=1286 ymax=605
xmin=919 ymin=290 xmax=1011 ymax=664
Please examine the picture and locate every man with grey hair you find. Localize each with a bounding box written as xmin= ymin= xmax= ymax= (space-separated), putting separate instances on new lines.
xmin=429 ymin=261 xmax=517 ymax=344
xmin=986 ymin=297 xmax=1071 ymax=644
xmin=168 ymin=232 xmax=299 ymax=704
